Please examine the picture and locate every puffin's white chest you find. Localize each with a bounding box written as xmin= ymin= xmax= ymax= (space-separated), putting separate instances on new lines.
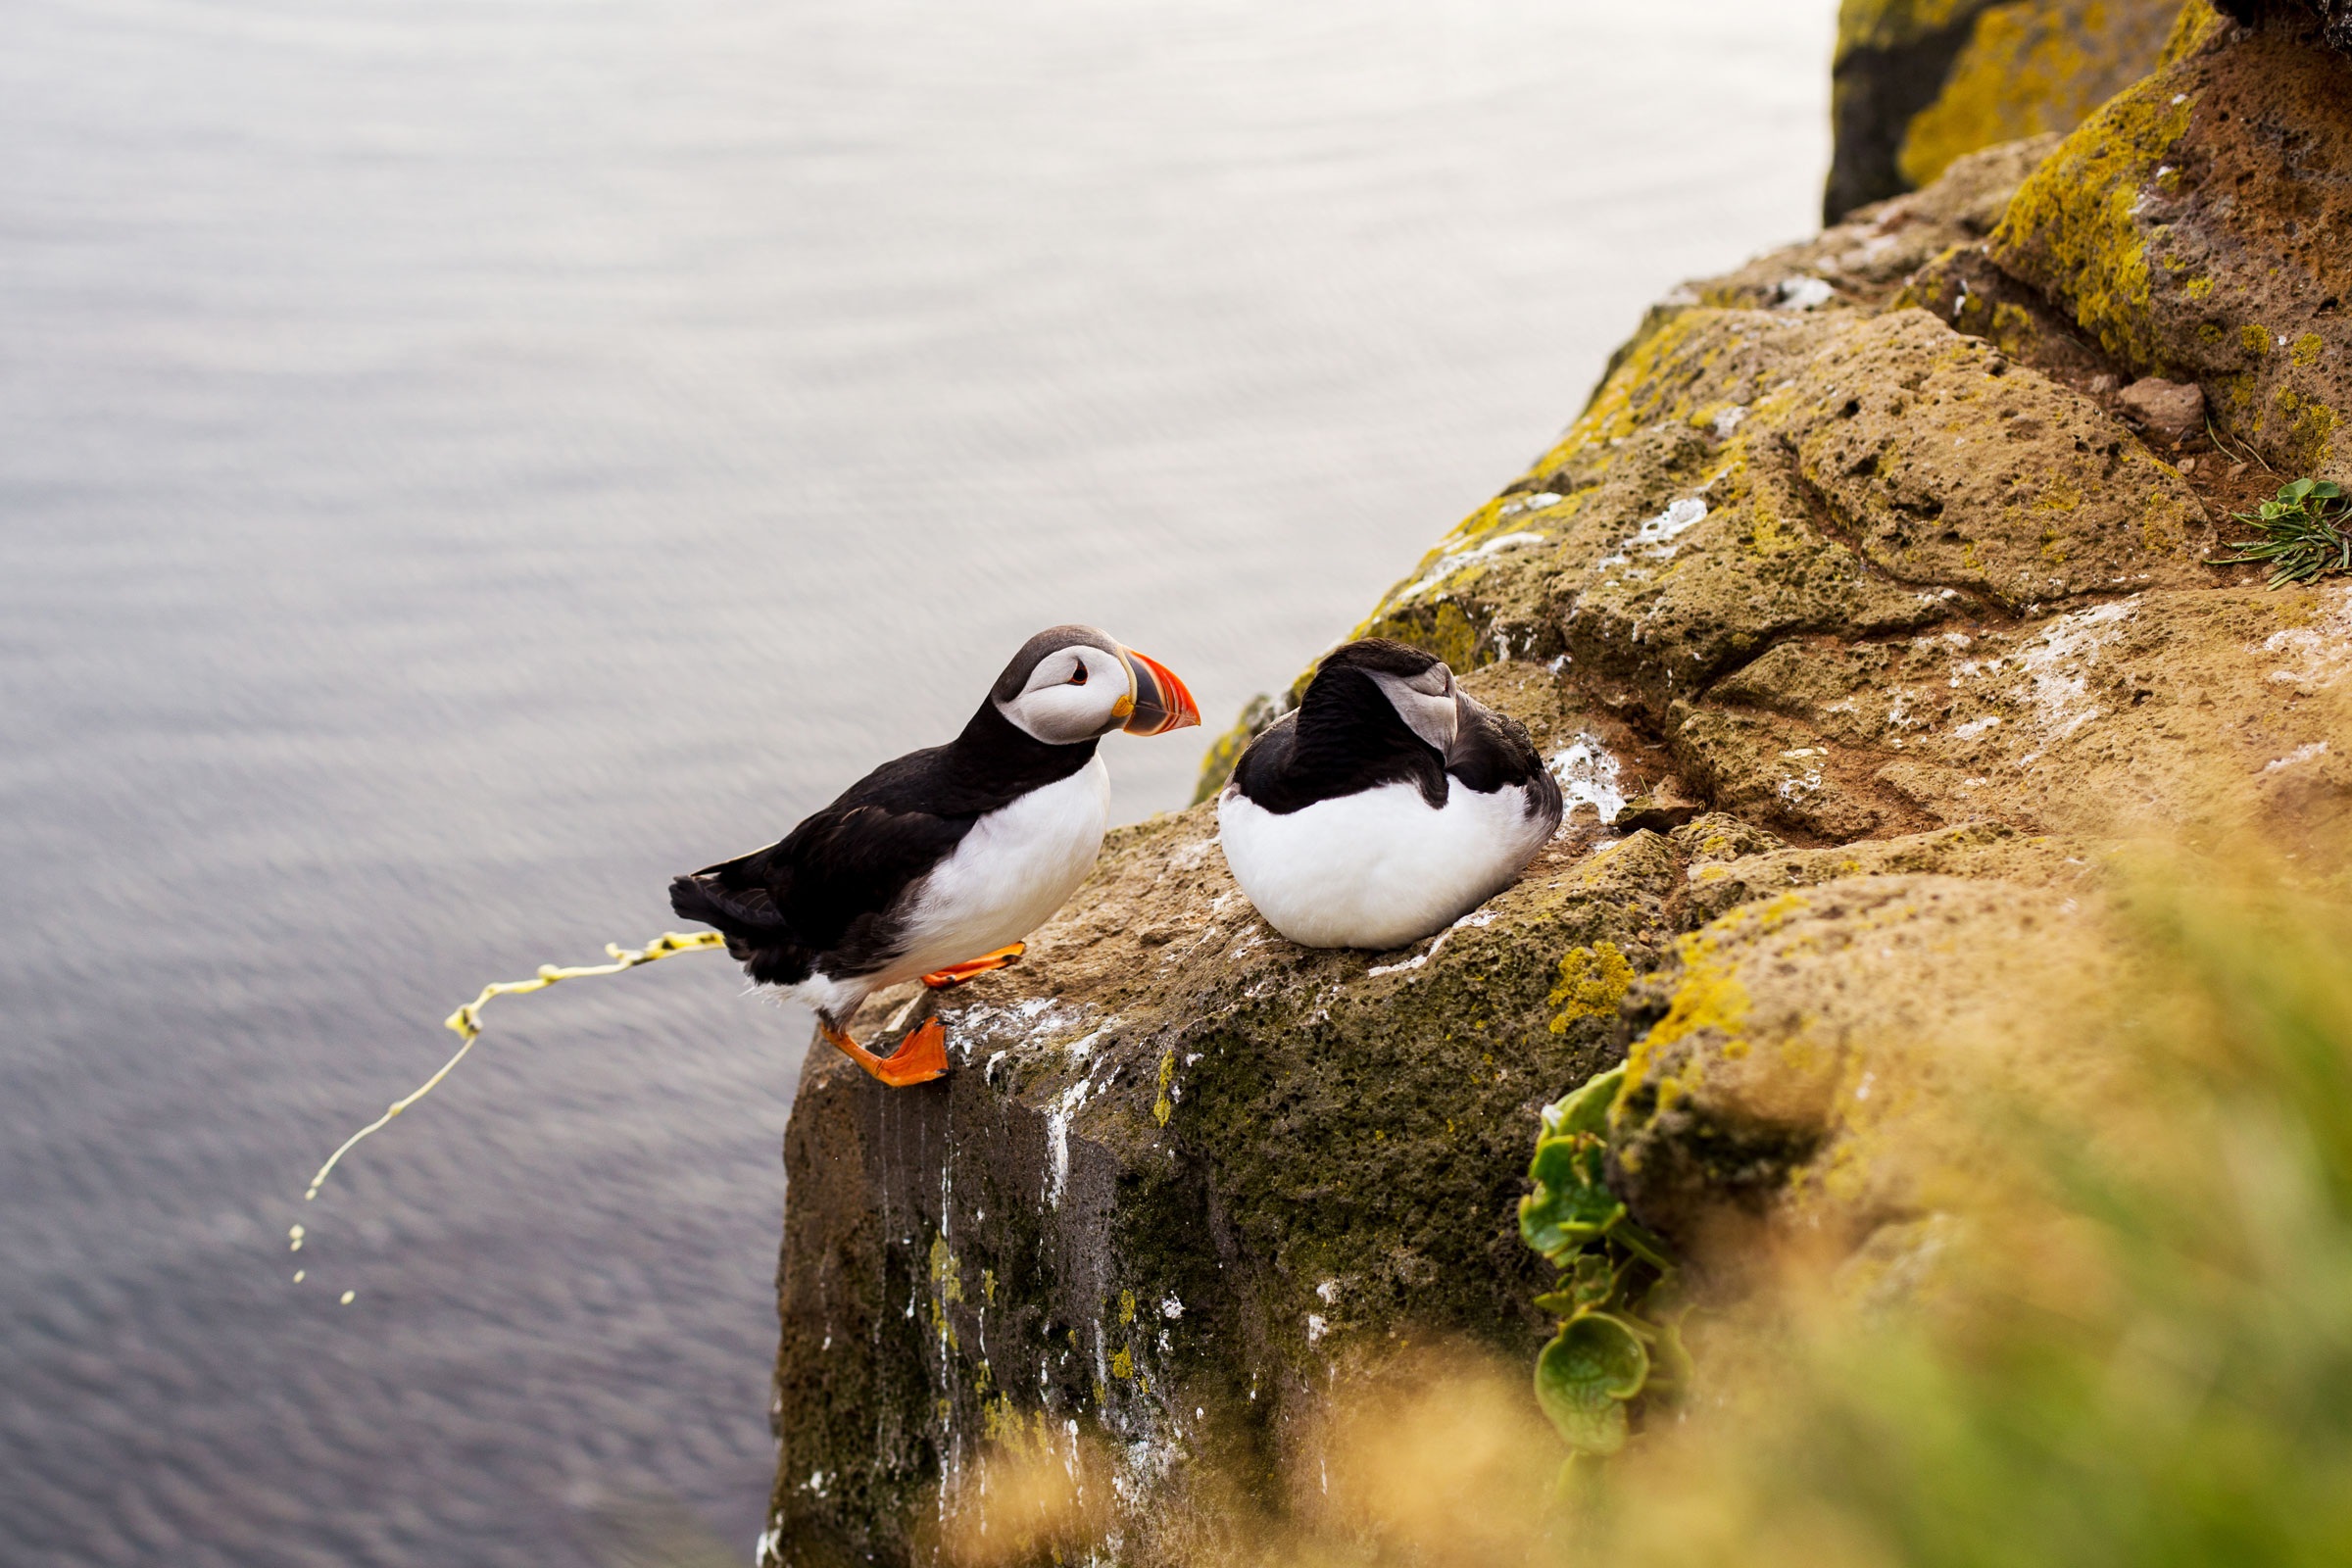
xmin=885 ymin=757 xmax=1110 ymax=983
xmin=1217 ymin=776 xmax=1550 ymax=951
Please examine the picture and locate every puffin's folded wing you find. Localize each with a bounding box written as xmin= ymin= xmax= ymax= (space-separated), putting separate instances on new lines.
xmin=769 ymin=802 xmax=973 ymax=954
xmin=1448 ymin=696 xmax=1564 ymax=824
xmin=670 ymin=797 xmax=974 ymax=955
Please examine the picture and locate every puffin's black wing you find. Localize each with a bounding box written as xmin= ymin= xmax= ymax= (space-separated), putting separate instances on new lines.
xmin=1446 ymin=696 xmax=1563 ymax=823
xmin=670 ymin=745 xmax=978 ymax=986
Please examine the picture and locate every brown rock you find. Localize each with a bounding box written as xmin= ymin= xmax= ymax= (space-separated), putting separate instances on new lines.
xmin=1989 ymin=13 xmax=2352 ymax=476
xmin=2214 ymin=0 xmax=2352 ymax=54
xmin=1607 ymin=874 xmax=2128 ymax=1264
xmin=2117 ymin=375 xmax=2209 ymax=445
xmin=1778 ymin=310 xmax=2215 ymax=607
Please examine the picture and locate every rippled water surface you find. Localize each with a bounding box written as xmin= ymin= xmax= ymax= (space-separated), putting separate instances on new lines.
xmin=1 ymin=1 xmax=1832 ymax=1561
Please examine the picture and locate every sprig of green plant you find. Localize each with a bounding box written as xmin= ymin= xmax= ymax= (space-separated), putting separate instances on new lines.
xmin=1518 ymin=1064 xmax=1685 ymax=1481
xmin=2220 ymin=477 xmax=2352 ymax=588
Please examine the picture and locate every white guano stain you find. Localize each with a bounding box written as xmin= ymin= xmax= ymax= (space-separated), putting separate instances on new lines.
xmin=1547 ymin=733 xmax=1627 ymax=825
xmin=1365 ymin=907 xmax=1495 ymax=978
xmin=1597 ymin=497 xmax=1708 ymax=567
xmin=1391 ymin=530 xmax=1551 ymax=604
xmin=1046 ymin=1077 xmax=1093 ymax=1209
xmin=2264 ymin=741 xmax=2328 ymax=773
xmin=2259 ymin=586 xmax=2352 ymax=689
xmin=2012 ymin=598 xmax=2136 ymax=740
xmin=1777 ymin=275 xmax=1835 ymax=310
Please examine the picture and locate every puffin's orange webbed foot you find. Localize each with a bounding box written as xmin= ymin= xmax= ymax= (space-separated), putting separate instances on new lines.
xmin=818 ymin=1016 xmax=952 ymax=1088
xmin=921 ymin=942 xmax=1026 ymax=990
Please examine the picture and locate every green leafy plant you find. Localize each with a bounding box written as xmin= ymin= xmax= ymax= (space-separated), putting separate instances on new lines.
xmin=2220 ymin=476 xmax=2352 ymax=587
xmin=1518 ymin=1064 xmax=1685 ymax=1474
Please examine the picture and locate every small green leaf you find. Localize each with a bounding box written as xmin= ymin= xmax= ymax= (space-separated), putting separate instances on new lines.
xmin=1519 ymin=1136 xmax=1625 ymax=1259
xmin=1534 ymin=1252 xmax=1618 ymax=1316
xmin=1538 ymin=1063 xmax=1626 ymax=1140
xmin=1535 ymin=1312 xmax=1650 ymax=1455
xmin=2222 ymin=474 xmax=2351 ymax=589
xmin=1568 ymin=1250 xmax=1615 ymax=1307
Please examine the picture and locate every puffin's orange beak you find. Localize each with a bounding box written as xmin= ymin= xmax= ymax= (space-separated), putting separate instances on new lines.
xmin=1119 ymin=648 xmax=1200 ymax=736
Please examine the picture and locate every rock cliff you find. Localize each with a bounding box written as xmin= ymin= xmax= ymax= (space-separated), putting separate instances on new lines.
xmin=760 ymin=8 xmax=2352 ymax=1562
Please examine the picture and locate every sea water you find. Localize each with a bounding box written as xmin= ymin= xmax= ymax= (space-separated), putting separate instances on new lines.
xmin=0 ymin=1 xmax=1832 ymax=1559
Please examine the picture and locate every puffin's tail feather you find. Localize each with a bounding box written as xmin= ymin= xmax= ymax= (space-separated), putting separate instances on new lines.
xmin=667 ymin=867 xmax=777 ymax=939
xmin=671 ymin=848 xmax=817 ymax=987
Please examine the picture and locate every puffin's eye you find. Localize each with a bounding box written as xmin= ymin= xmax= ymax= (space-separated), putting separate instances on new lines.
xmin=1067 ymin=660 xmax=1088 ymax=685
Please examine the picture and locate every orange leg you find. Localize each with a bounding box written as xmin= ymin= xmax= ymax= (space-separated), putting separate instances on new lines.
xmin=921 ymin=941 xmax=1026 ymax=990
xmin=817 ymin=1015 xmax=951 ymax=1088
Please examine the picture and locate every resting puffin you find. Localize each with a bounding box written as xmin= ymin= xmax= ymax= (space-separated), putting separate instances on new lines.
xmin=670 ymin=626 xmax=1199 ymax=1087
xmin=1217 ymin=639 xmax=1560 ymax=950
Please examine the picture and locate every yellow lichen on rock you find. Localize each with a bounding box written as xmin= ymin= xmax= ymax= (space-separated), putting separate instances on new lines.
xmin=1897 ymin=0 xmax=2183 ymax=191
xmin=1546 ymin=942 xmax=1636 ymax=1034
xmin=1838 ymin=0 xmax=2000 ymax=57
xmin=1991 ymin=21 xmax=2352 ymax=475
xmin=1989 ymin=83 xmax=2194 ymax=368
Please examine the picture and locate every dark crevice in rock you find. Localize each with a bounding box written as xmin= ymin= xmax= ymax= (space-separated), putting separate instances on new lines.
xmin=2215 ymin=0 xmax=2352 ymax=53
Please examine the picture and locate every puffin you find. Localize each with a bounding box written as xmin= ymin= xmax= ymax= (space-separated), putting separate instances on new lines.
xmin=1216 ymin=638 xmax=1561 ymax=951
xmin=669 ymin=625 xmax=1199 ymax=1087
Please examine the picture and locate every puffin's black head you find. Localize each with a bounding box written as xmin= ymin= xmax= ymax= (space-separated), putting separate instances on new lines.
xmin=989 ymin=625 xmax=1201 ymax=745
xmin=1303 ymin=637 xmax=1462 ymax=757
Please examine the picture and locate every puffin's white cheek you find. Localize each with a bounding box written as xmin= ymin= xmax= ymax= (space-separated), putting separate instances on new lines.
xmin=1017 ymin=686 xmax=1117 ymax=744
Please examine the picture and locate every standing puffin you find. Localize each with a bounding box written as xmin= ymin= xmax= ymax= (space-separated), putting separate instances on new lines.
xmin=670 ymin=626 xmax=1199 ymax=1087
xmin=1217 ymin=639 xmax=1560 ymax=950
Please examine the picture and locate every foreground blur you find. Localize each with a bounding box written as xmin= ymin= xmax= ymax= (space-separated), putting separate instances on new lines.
xmin=928 ymin=854 xmax=2352 ymax=1567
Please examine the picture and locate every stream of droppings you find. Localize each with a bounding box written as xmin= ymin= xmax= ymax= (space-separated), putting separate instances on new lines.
xmin=1 ymin=0 xmax=1832 ymax=1561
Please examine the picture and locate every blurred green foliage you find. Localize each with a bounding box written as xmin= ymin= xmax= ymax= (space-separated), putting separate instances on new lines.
xmin=1519 ymin=1065 xmax=1686 ymax=1471
xmin=1565 ymin=868 xmax=2352 ymax=1567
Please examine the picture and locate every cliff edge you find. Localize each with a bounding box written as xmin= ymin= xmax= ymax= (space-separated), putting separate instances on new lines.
xmin=759 ymin=6 xmax=2352 ymax=1562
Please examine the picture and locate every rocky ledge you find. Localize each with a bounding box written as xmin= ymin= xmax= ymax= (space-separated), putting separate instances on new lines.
xmin=759 ymin=6 xmax=2352 ymax=1563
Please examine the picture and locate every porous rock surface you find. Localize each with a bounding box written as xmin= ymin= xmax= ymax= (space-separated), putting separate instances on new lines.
xmin=760 ymin=17 xmax=2352 ymax=1564
xmin=1990 ymin=0 xmax=2352 ymax=476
